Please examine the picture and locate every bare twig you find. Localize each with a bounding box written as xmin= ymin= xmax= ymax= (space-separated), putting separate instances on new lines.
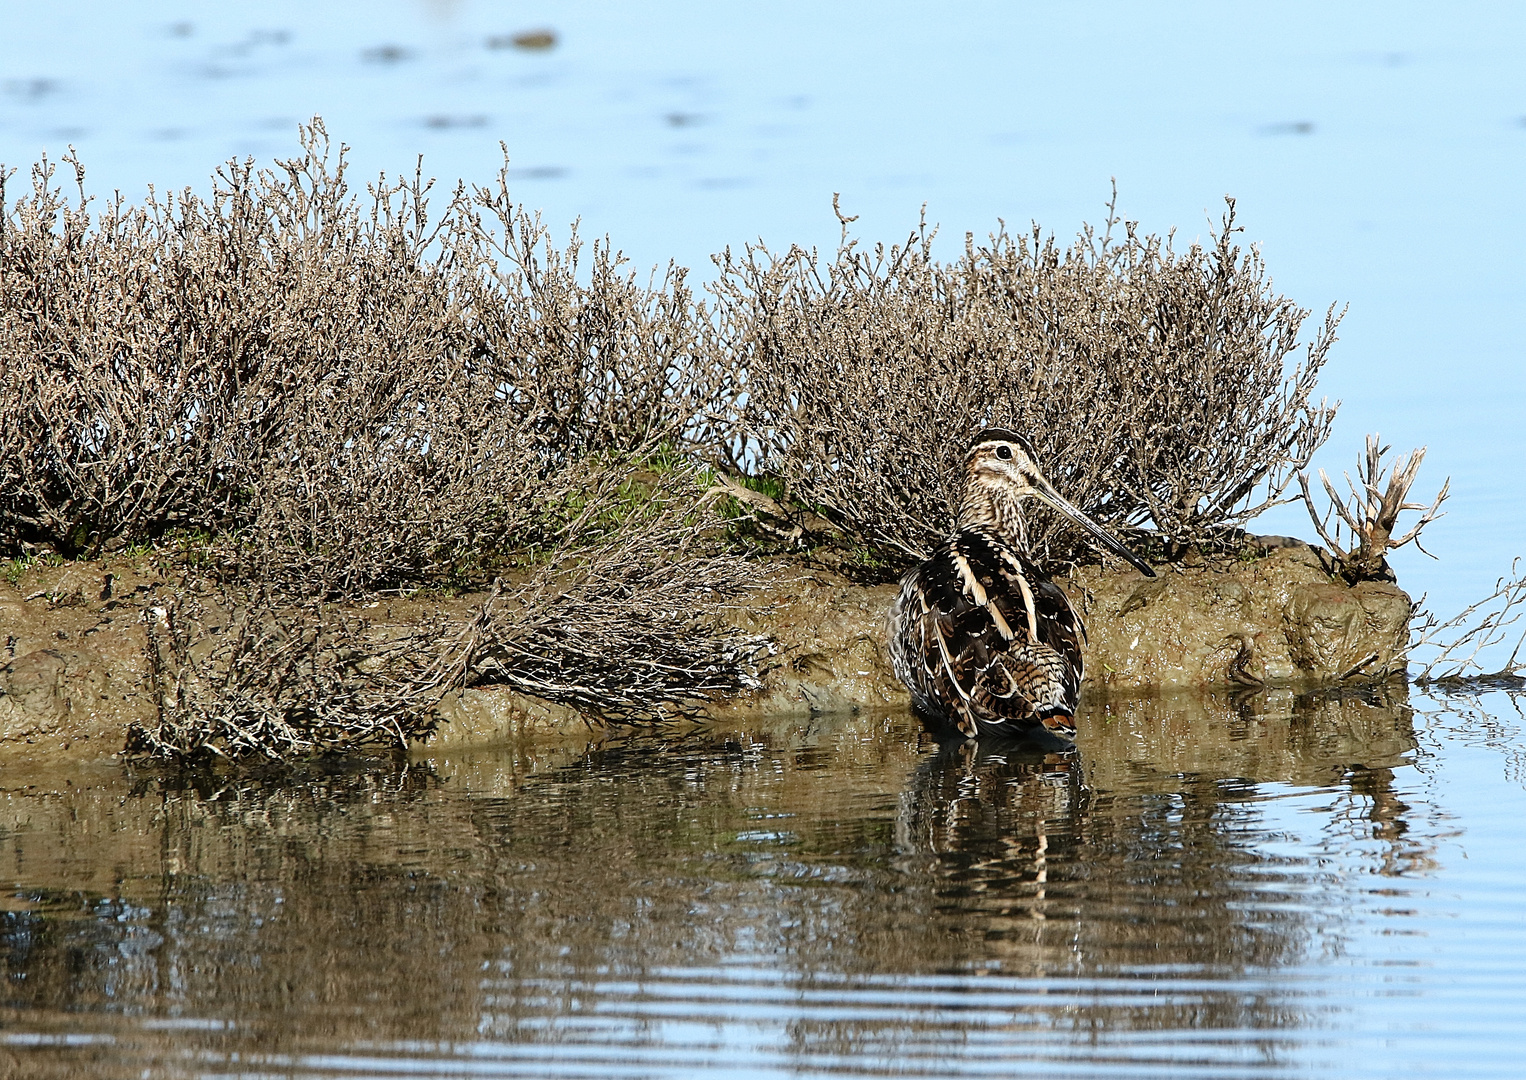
xmin=1299 ymin=434 xmax=1449 ymax=583
xmin=1406 ymin=560 xmax=1526 ymax=682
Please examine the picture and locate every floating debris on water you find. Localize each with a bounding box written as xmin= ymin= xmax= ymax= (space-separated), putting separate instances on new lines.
xmin=362 ymin=44 xmax=413 ymax=64
xmin=488 ymin=29 xmax=558 ymax=52
xmin=424 ymin=114 xmax=489 ymax=130
xmin=3 ymin=78 xmax=59 ymax=102
xmin=1260 ymin=120 xmax=1316 ymax=136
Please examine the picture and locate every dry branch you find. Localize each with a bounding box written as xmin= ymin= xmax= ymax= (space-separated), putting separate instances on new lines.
xmin=1406 ymin=560 xmax=1526 ymax=683
xmin=125 ymin=481 xmax=771 ymax=761
xmin=1299 ymin=434 xmax=1449 ymax=583
xmin=469 ymin=523 xmax=770 ymax=723
xmin=130 ymin=586 xmax=483 ymax=762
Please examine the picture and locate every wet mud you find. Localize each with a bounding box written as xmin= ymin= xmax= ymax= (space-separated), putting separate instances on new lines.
xmin=0 ymin=542 xmax=1411 ymax=761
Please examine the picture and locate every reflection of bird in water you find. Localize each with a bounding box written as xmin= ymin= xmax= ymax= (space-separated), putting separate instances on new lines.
xmin=897 ymin=737 xmax=1088 ymax=928
xmin=888 ymin=429 xmax=1154 ymax=741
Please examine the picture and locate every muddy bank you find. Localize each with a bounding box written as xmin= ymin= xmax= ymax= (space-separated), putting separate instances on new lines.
xmin=0 ymin=541 xmax=1411 ymax=759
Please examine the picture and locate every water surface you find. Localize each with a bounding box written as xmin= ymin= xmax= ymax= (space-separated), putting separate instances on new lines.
xmin=3 ymin=7 xmax=1525 ymax=1074
xmin=4 ymin=688 xmax=1524 ymax=1077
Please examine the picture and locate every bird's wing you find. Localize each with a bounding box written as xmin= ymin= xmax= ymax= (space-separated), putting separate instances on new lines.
xmin=892 ymin=530 xmax=1087 ymax=736
xmin=937 ymin=533 xmax=1084 ymax=733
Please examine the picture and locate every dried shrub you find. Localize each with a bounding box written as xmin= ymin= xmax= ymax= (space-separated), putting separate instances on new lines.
xmin=1298 ymin=434 xmax=1448 ymax=584
xmin=2 ymin=121 xmax=1362 ymax=754
xmin=469 ymin=509 xmax=770 ymax=723
xmin=128 ymin=498 xmax=767 ymax=761
xmin=712 ymin=195 xmax=1339 ymax=570
xmin=1406 ymin=561 xmax=1526 ymax=683
xmin=1310 ymin=438 xmax=1524 ymax=684
xmin=450 ymin=167 xmax=740 ymax=462
xmin=131 ymin=587 xmax=478 ymax=761
xmin=0 ymin=152 xmax=251 ymax=554
xmin=0 ymin=122 xmax=730 ymax=595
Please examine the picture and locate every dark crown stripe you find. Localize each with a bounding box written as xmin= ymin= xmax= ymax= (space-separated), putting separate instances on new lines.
xmin=967 ymin=428 xmax=1038 ymax=458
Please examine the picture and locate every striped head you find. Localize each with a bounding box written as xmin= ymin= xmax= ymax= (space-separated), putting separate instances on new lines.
xmin=957 ymin=428 xmax=1155 ymax=577
xmin=957 ymin=429 xmax=1046 ymax=544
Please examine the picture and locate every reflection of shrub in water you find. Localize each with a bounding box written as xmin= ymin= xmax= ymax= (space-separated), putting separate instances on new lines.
xmin=0 ymin=765 xmax=473 ymax=1044
xmin=890 ymin=747 xmax=1324 ymax=1040
xmin=0 ymin=707 xmax=1446 ymax=1062
xmin=897 ymin=688 xmax=1432 ymax=979
xmin=1420 ymin=682 xmax=1526 ymax=790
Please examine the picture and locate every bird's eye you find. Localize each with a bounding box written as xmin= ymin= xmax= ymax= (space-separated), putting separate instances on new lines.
xmin=995 ymin=445 xmax=1013 ymax=460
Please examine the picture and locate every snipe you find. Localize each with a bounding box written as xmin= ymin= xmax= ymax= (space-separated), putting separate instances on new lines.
xmin=887 ymin=429 xmax=1155 ymax=740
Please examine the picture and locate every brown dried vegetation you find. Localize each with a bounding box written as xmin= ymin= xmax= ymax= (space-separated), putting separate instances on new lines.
xmin=465 ymin=511 xmax=769 ymax=724
xmin=1298 ymin=433 xmax=1448 ymax=584
xmin=0 ymin=123 xmax=726 ymax=591
xmin=132 ymin=505 xmax=767 ymax=761
xmin=1406 ymin=562 xmax=1526 ymax=683
xmin=1 ymin=127 xmax=1351 ymax=759
xmin=133 ymin=587 xmax=475 ymax=761
xmin=713 ymin=195 xmax=1339 ymax=569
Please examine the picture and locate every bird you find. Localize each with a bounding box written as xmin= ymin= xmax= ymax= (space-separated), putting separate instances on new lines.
xmin=887 ymin=428 xmax=1155 ymax=741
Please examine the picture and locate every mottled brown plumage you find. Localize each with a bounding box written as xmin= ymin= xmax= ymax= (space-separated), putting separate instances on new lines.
xmin=888 ymin=429 xmax=1154 ymax=739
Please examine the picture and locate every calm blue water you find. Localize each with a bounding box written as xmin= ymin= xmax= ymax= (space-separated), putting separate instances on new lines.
xmin=2 ymin=693 xmax=1526 ymax=1078
xmin=2 ymin=11 xmax=1526 ymax=1074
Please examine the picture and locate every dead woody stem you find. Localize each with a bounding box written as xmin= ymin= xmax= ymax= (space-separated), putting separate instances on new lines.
xmin=1299 ymin=434 xmax=1448 ymax=583
xmin=1406 ymin=560 xmax=1526 ymax=683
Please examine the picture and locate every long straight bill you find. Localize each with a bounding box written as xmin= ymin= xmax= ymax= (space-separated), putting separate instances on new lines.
xmin=1033 ymin=484 xmax=1156 ymax=578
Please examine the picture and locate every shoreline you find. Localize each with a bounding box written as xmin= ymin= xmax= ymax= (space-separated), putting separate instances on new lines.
xmin=1 ymin=540 xmax=1411 ymax=765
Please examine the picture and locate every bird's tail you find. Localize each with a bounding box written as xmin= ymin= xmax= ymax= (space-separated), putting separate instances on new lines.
xmin=1037 ymin=710 xmax=1077 ymax=738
